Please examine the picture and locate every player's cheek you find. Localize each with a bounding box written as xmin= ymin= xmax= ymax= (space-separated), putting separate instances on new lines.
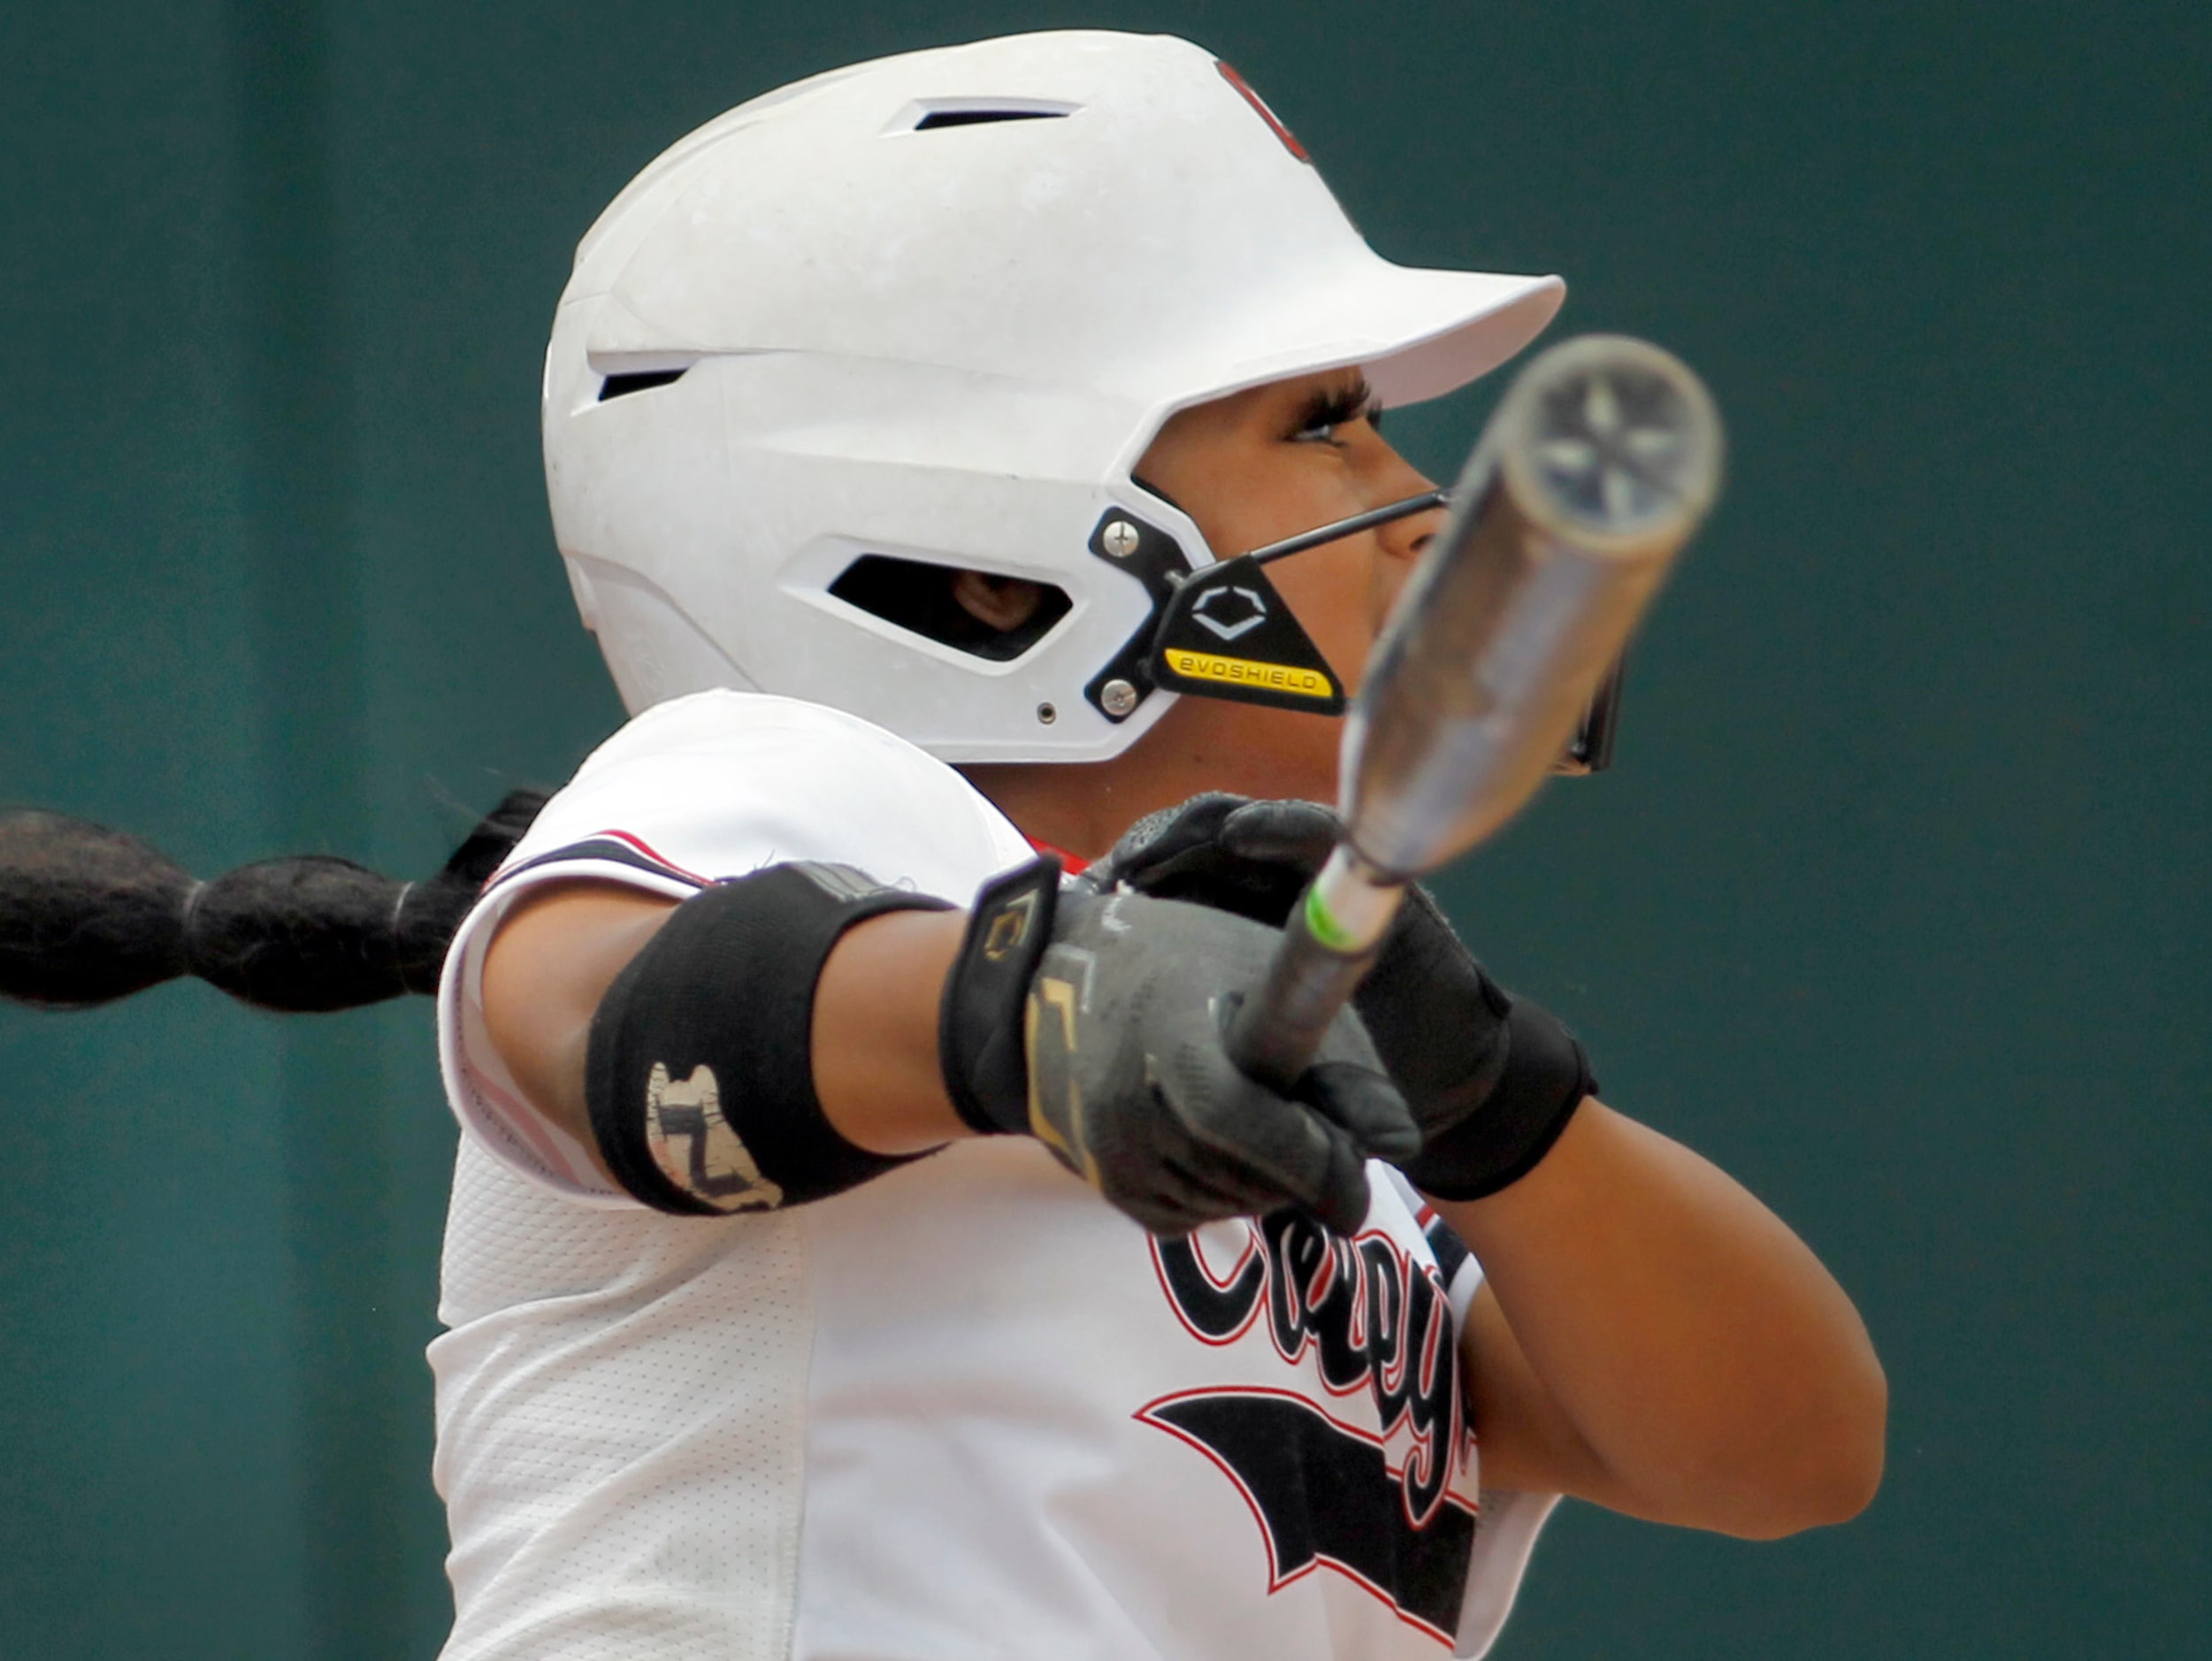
xmin=1276 ymin=547 xmax=1380 ymax=686
xmin=1371 ymin=545 xmax=1415 ymax=633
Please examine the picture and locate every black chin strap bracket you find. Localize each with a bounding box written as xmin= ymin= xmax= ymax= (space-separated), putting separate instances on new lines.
xmin=1081 ymin=509 xmax=1194 ymax=724
xmin=1144 ymin=491 xmax=1445 ymax=718
xmin=1082 ymin=494 xmax=1445 ymax=725
xmin=1081 ymin=491 xmax=1622 ymax=771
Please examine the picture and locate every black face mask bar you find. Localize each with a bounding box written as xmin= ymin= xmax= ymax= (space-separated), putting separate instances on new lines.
xmin=1082 ymin=492 xmax=1623 ymax=774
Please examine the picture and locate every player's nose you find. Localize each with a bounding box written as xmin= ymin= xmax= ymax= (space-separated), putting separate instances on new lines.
xmin=1365 ymin=440 xmax=1443 ymax=567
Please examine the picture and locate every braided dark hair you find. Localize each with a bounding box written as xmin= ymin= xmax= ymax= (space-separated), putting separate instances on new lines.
xmin=0 ymin=789 xmax=547 ymax=1013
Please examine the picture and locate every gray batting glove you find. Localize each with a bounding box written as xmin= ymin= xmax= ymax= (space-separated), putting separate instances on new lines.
xmin=1081 ymin=795 xmax=1596 ymax=1202
xmin=940 ymin=859 xmax=1418 ymax=1236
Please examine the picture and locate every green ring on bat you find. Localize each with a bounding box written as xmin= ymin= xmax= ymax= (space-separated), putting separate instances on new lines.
xmin=1304 ymin=883 xmax=1361 ymax=953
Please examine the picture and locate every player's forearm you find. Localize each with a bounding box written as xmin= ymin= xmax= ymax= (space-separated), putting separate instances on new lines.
xmin=809 ymin=907 xmax=974 ymax=1152
xmin=480 ymin=884 xmax=974 ymax=1179
xmin=1436 ymin=1101 xmax=1886 ymax=1538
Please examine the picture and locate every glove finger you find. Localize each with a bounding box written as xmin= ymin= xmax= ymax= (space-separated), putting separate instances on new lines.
xmin=1107 ymin=1137 xmax=1326 ymax=1235
xmin=1163 ymin=1045 xmax=1378 ymax=1232
xmin=1090 ymin=793 xmax=1250 ymax=890
xmin=1160 ymin=1144 xmax=1321 ymax=1217
xmin=1109 ymin=1184 xmax=1224 ymax=1237
xmin=1308 ymin=1118 xmax=1381 ymax=1236
xmin=1117 ymin=822 xmax=1307 ymax=926
xmin=1219 ymin=799 xmax=1343 ymax=876
xmin=1297 ymin=1060 xmax=1421 ymax=1163
xmin=1087 ymin=1137 xmax=1247 ymax=1236
xmin=1073 ymin=1072 xmax=1307 ymax=1232
xmin=1179 ymin=1094 xmax=1374 ymax=1238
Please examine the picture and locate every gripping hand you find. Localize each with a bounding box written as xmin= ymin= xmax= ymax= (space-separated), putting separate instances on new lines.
xmin=940 ymin=857 xmax=1417 ymax=1236
xmin=1082 ymin=795 xmax=1595 ymax=1200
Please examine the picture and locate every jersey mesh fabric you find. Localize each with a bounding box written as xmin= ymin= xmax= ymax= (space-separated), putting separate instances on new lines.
xmin=433 ymin=1139 xmax=810 ymax=1658
xmin=432 ymin=690 xmax=1554 ymax=1659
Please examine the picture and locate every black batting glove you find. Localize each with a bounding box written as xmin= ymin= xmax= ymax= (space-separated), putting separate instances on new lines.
xmin=1083 ymin=794 xmax=1595 ymax=1201
xmin=940 ymin=856 xmax=1418 ymax=1236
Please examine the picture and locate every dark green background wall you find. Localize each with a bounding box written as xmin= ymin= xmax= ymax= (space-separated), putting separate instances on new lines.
xmin=1 ymin=3 xmax=2201 ymax=1656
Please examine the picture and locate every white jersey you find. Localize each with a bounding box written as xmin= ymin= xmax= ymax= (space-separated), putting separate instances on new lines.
xmin=431 ymin=690 xmax=1555 ymax=1660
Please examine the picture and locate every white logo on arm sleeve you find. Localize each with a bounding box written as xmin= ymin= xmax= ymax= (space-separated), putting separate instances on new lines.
xmin=646 ymin=1061 xmax=785 ymax=1212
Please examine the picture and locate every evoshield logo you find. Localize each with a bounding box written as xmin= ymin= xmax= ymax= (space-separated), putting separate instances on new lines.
xmin=1192 ymin=582 xmax=1268 ymax=641
xmin=1144 ymin=1211 xmax=1477 ymax=1643
xmin=1161 ymin=648 xmax=1333 ymax=699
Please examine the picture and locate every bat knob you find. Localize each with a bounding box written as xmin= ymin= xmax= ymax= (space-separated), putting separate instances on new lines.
xmin=1503 ymin=334 xmax=1725 ymax=544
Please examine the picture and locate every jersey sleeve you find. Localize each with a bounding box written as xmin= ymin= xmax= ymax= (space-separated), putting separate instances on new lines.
xmin=435 ymin=689 xmax=1039 ymax=1204
xmin=1382 ymin=1169 xmax=1563 ymax=1659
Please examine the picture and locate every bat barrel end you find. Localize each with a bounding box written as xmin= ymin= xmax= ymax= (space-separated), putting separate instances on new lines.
xmin=1493 ymin=334 xmax=1725 ymax=550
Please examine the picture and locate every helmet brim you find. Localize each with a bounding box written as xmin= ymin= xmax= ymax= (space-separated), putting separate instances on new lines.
xmin=1149 ymin=264 xmax=1567 ymax=422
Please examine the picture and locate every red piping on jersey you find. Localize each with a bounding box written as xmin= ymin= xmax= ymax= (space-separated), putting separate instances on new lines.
xmin=1025 ymin=836 xmax=1089 ymax=876
xmin=588 ymin=829 xmax=712 ymax=885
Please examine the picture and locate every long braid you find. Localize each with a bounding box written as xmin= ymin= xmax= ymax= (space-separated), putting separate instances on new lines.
xmin=0 ymin=789 xmax=547 ymax=1012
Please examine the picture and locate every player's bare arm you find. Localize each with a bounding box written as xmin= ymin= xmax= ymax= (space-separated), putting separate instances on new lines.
xmin=1444 ymin=1108 xmax=1885 ymax=1536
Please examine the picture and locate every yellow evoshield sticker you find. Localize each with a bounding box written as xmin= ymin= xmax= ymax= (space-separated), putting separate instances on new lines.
xmin=1162 ymin=648 xmax=1334 ymax=700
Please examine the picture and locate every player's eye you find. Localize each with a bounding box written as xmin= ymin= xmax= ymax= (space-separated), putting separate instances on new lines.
xmin=1290 ymin=379 xmax=1381 ymax=445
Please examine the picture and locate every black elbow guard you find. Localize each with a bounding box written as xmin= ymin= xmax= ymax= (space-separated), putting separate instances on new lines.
xmin=583 ymin=862 xmax=953 ymax=1215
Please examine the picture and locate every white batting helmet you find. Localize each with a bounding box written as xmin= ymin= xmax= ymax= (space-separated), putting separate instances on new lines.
xmin=543 ymin=29 xmax=1564 ymax=762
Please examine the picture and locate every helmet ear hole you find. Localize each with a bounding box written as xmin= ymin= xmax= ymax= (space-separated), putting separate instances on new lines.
xmin=949 ymin=570 xmax=1045 ymax=633
xmin=828 ymin=555 xmax=1072 ymax=662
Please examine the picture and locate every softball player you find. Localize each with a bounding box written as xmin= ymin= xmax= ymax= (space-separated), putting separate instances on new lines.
xmin=0 ymin=28 xmax=1885 ymax=1660
xmin=424 ymin=32 xmax=1886 ymax=1658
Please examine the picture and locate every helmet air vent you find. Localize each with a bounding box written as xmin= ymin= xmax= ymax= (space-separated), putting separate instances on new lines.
xmin=915 ymin=109 xmax=1065 ymax=130
xmin=598 ymin=368 xmax=689 ymax=402
xmin=829 ymin=555 xmax=1072 ymax=662
xmin=890 ymin=99 xmax=1082 ymax=135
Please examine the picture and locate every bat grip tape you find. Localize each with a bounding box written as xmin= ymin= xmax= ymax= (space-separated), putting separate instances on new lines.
xmin=1225 ymin=907 xmax=1377 ymax=1091
xmin=1227 ymin=851 xmax=1403 ymax=1091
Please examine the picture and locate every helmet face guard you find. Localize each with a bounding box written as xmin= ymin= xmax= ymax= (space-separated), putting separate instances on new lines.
xmin=1089 ymin=491 xmax=1622 ymax=772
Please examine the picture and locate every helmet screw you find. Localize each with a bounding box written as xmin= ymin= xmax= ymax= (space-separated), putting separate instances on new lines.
xmin=1099 ymin=679 xmax=1139 ymax=718
xmin=1036 ymin=701 xmax=1058 ymax=724
xmin=1100 ymin=519 xmax=1141 ymax=558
